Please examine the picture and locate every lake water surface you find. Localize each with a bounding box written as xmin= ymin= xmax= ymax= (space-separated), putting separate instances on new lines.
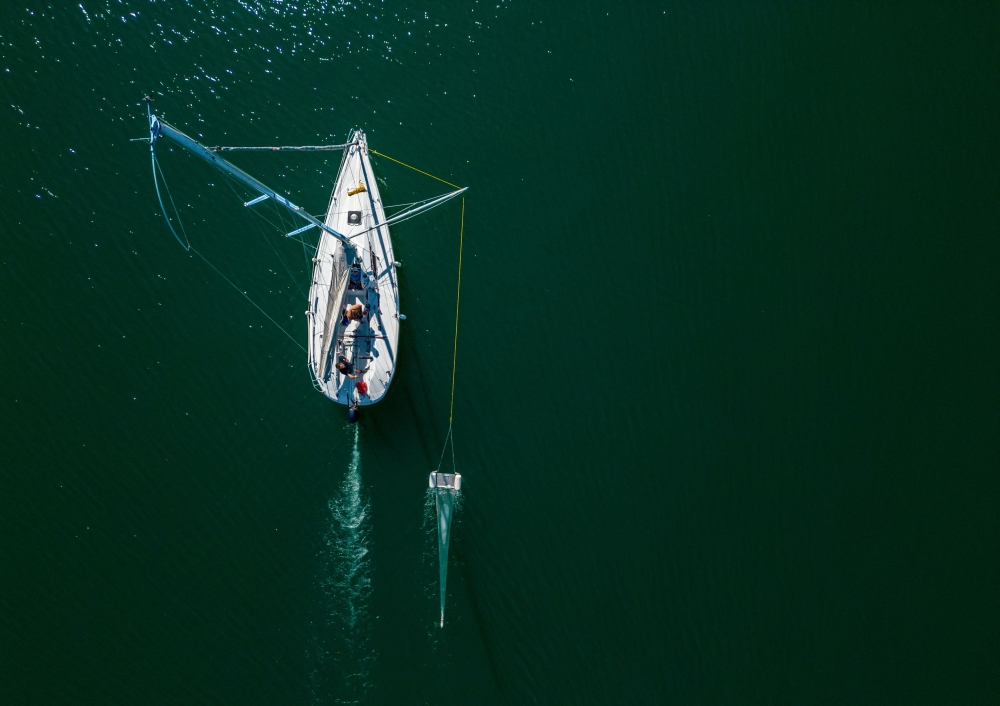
xmin=1 ymin=1 xmax=997 ymax=703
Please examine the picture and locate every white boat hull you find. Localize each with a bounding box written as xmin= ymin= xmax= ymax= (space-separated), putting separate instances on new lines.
xmin=307 ymin=130 xmax=399 ymax=406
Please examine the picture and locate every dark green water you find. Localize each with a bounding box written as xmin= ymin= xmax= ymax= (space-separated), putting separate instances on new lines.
xmin=2 ymin=2 xmax=998 ymax=703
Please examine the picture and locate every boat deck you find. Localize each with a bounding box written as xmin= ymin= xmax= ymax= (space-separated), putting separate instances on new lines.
xmin=306 ymin=130 xmax=399 ymax=406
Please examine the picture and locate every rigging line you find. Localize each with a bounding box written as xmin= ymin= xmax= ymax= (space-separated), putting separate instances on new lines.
xmin=301 ymin=234 xmax=311 ymax=272
xmin=382 ymin=199 xmax=424 ymax=210
xmin=250 ymin=203 xmax=307 ymax=298
xmin=290 ymin=232 xmax=318 ymax=252
xmin=217 ymin=172 xmax=285 ymax=235
xmin=243 ymin=196 xmax=316 ymax=252
xmin=212 ymin=144 xmax=349 ymax=152
xmin=153 ymin=155 xmax=191 ymax=251
xmin=261 ymin=200 xmax=317 ymax=252
xmin=449 ymin=197 xmax=466 ymax=427
xmin=269 ymin=206 xmax=319 ymax=251
xmin=434 ymin=197 xmax=466 ymax=474
xmin=369 ymin=149 xmax=460 ymax=189
xmin=273 ymin=198 xmax=296 ymax=236
xmin=263 ymin=196 xmax=301 ymax=245
xmin=351 ymin=209 xmax=431 ymax=237
xmin=385 ymin=193 xmax=447 ymax=211
xmin=347 ymin=192 xmax=462 ymax=240
xmin=325 ymin=193 xmax=439 ymax=223
xmin=386 ymin=194 xmax=448 ymax=219
xmin=226 ymin=176 xmax=305 ymax=250
xmin=220 ymin=172 xmax=307 ymax=298
xmin=189 ymin=246 xmax=306 ymax=353
xmin=435 ymin=426 xmax=453 ymax=473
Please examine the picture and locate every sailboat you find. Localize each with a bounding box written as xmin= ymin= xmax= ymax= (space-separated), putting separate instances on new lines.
xmin=144 ymin=100 xmax=466 ymax=420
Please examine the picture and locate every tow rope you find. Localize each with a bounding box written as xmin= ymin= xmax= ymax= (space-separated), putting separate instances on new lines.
xmin=435 ymin=197 xmax=465 ymax=474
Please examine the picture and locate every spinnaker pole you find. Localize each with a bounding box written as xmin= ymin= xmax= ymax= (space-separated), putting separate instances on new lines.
xmin=350 ymin=187 xmax=468 ymax=240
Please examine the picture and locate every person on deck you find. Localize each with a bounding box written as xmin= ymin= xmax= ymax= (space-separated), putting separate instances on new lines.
xmin=335 ymin=355 xmax=358 ymax=379
xmin=348 ymin=267 xmax=363 ymax=290
xmin=346 ymin=303 xmax=365 ymax=321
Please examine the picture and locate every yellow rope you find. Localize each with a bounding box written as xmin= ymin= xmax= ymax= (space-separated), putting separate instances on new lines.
xmin=373 ymin=145 xmax=465 ymax=463
xmin=369 ymin=148 xmax=461 ymax=189
xmin=449 ymin=197 xmax=465 ymax=426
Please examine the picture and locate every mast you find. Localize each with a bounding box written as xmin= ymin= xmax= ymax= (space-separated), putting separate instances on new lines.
xmin=146 ymin=104 xmax=353 ymax=246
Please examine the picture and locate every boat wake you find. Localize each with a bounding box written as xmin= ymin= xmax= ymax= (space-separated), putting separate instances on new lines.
xmin=309 ymin=425 xmax=373 ymax=705
xmin=423 ymin=485 xmax=463 ymax=630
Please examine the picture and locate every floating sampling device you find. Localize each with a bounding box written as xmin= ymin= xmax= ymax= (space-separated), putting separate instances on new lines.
xmin=429 ymin=472 xmax=462 ymax=628
xmin=427 ymin=196 xmax=467 ymax=628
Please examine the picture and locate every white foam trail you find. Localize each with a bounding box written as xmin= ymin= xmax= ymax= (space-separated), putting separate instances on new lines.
xmin=310 ymin=425 xmax=373 ymax=704
xmin=327 ymin=427 xmax=369 ymax=627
